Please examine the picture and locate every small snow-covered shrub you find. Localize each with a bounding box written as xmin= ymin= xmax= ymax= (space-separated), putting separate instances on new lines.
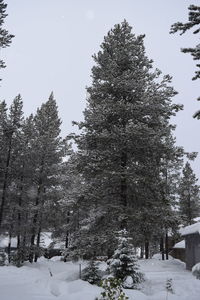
xmin=0 ymin=250 xmax=8 ymax=266
xmin=192 ymin=262 xmax=200 ymax=279
xmin=82 ymin=260 xmax=101 ymax=285
xmin=107 ymin=230 xmax=144 ymax=289
xmin=96 ymin=277 xmax=129 ymax=300
xmin=10 ymin=247 xmax=31 ymax=267
xmin=166 ymin=278 xmax=174 ymax=294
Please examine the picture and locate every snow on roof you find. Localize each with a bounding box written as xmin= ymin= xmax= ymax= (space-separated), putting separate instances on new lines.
xmin=180 ymin=223 xmax=200 ymax=236
xmin=173 ymin=240 xmax=185 ymax=249
xmin=193 ymin=217 xmax=200 ymax=222
xmin=40 ymin=232 xmax=53 ymax=248
xmin=0 ymin=235 xmax=17 ymax=248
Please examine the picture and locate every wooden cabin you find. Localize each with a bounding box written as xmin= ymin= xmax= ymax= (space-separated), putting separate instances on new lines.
xmin=180 ymin=223 xmax=200 ymax=270
xmin=0 ymin=232 xmax=64 ymax=259
xmin=170 ymin=240 xmax=185 ymax=262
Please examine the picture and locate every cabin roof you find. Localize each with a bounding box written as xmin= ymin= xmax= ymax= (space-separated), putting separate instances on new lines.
xmin=173 ymin=240 xmax=185 ymax=249
xmin=180 ymin=222 xmax=200 ymax=236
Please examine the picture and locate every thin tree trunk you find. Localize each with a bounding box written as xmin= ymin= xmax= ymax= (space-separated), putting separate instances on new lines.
xmin=140 ymin=245 xmax=144 ymax=259
xmin=20 ymin=210 xmax=28 ymax=263
xmin=160 ymin=236 xmax=165 ymax=260
xmin=34 ymin=227 xmax=41 ymax=262
xmin=7 ymin=232 xmax=12 ymax=263
xmin=0 ymin=137 xmax=12 ymax=229
xmin=188 ymin=193 xmax=192 ymax=225
xmin=17 ymin=165 xmax=25 ymax=249
xmin=65 ymin=211 xmax=70 ymax=248
xmin=120 ymin=149 xmax=127 ymax=229
xmin=165 ymin=232 xmax=169 ymax=260
xmin=145 ymin=241 xmax=149 ymax=259
xmin=29 ymin=162 xmax=44 ymax=263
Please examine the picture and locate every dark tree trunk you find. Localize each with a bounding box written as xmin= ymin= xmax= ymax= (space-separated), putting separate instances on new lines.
xmin=65 ymin=211 xmax=70 ymax=248
xmin=165 ymin=232 xmax=169 ymax=260
xmin=34 ymin=227 xmax=41 ymax=262
xmin=0 ymin=137 xmax=12 ymax=229
xmin=160 ymin=236 xmax=165 ymax=260
xmin=145 ymin=241 xmax=149 ymax=259
xmin=120 ymin=149 xmax=127 ymax=229
xmin=140 ymin=245 xmax=144 ymax=259
xmin=188 ymin=193 xmax=192 ymax=225
xmin=29 ymin=162 xmax=44 ymax=263
xmin=7 ymin=233 xmax=12 ymax=263
xmin=29 ymin=197 xmax=39 ymax=263
xmin=17 ymin=167 xmax=25 ymax=249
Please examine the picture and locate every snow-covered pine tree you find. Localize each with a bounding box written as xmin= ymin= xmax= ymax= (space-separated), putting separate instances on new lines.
xmin=108 ymin=230 xmax=143 ymax=289
xmin=11 ymin=115 xmax=37 ymax=264
xmin=178 ymin=162 xmax=200 ymax=225
xmin=0 ymin=95 xmax=24 ymax=231
xmin=72 ymin=20 xmax=182 ymax=255
xmin=97 ymin=278 xmax=129 ymax=300
xmin=0 ymin=0 xmax=14 ymax=77
xmin=50 ymin=152 xmax=84 ymax=255
xmin=0 ymin=101 xmax=8 ymax=203
xmin=82 ymin=259 xmax=101 ymax=285
xmin=28 ymin=92 xmax=67 ymax=262
xmin=170 ymin=5 xmax=200 ymax=81
xmin=170 ymin=4 xmax=200 ymax=110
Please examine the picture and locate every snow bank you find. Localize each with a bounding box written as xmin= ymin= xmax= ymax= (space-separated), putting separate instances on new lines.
xmin=152 ymin=253 xmax=173 ymax=260
xmin=192 ymin=262 xmax=200 ymax=279
xmin=0 ymin=257 xmax=200 ymax=299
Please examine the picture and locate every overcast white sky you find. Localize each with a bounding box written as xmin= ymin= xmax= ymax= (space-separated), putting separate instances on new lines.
xmin=1 ymin=0 xmax=200 ymax=177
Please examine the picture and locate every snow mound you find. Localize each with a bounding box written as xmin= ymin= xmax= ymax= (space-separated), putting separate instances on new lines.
xmin=152 ymin=254 xmax=173 ymax=260
xmin=192 ymin=263 xmax=200 ymax=279
xmin=123 ymin=275 xmax=134 ymax=288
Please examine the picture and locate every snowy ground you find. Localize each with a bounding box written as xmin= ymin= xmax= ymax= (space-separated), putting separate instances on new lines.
xmin=0 ymin=256 xmax=200 ymax=300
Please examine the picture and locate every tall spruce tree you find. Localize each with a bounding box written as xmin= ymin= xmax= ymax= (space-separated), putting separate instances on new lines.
xmin=72 ymin=20 xmax=182 ymax=255
xmin=178 ymin=162 xmax=200 ymax=225
xmin=12 ymin=114 xmax=36 ymax=262
xmin=28 ymin=92 xmax=66 ymax=262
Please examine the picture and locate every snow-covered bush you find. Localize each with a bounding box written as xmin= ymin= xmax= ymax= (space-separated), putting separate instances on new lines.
xmin=82 ymin=260 xmax=101 ymax=282
xmin=192 ymin=262 xmax=200 ymax=279
xmin=96 ymin=277 xmax=129 ymax=300
xmin=107 ymin=230 xmax=144 ymax=289
xmin=0 ymin=250 xmax=8 ymax=266
xmin=10 ymin=249 xmax=26 ymax=267
xmin=166 ymin=278 xmax=174 ymax=295
xmin=82 ymin=260 xmax=101 ymax=285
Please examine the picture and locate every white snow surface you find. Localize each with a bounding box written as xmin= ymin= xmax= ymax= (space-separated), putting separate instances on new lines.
xmin=0 ymin=257 xmax=200 ymax=300
xmin=173 ymin=240 xmax=185 ymax=249
xmin=180 ymin=222 xmax=200 ymax=236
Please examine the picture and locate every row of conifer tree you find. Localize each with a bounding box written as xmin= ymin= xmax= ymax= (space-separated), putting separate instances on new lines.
xmin=0 ymin=1 xmax=200 ymax=265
